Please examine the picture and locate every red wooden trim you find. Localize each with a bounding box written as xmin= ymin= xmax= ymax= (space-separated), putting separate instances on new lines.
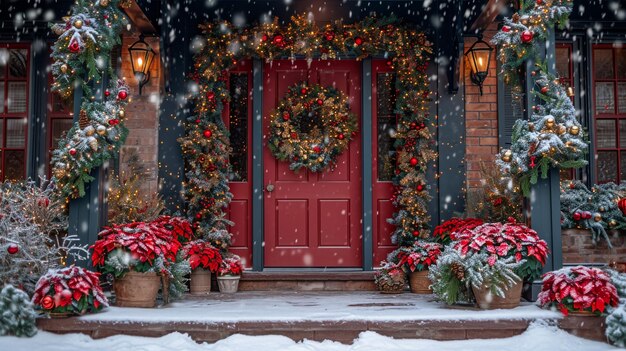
xmin=371 ymin=59 xmax=397 ymax=266
xmin=0 ymin=43 xmax=30 ymax=181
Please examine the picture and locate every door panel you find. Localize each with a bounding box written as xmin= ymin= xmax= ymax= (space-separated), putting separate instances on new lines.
xmin=263 ymin=60 xmax=362 ymax=267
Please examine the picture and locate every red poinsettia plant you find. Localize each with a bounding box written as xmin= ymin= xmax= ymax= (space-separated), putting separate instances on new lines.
xmin=91 ymin=216 xmax=191 ymax=278
xmin=537 ymin=266 xmax=619 ymax=316
xmin=454 ymin=218 xmax=549 ymax=280
xmin=432 ymin=217 xmax=483 ymax=245
xmin=218 ymin=254 xmax=243 ymax=276
xmin=396 ymin=240 xmax=443 ymax=272
xmin=32 ymin=266 xmax=108 ymax=315
xmin=184 ymin=240 xmax=223 ymax=272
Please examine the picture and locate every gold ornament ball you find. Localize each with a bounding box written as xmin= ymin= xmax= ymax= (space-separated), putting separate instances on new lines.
xmin=100 ymin=0 xmax=109 ymax=6
xmin=84 ymin=125 xmax=95 ymax=136
xmin=74 ymin=20 xmax=83 ymax=29
xmin=545 ymin=117 xmax=555 ymax=128
xmin=501 ymin=150 xmax=513 ymax=162
xmin=118 ymin=110 xmax=125 ymax=118
xmin=317 ymin=157 xmax=324 ymax=162
xmin=594 ymin=213 xmax=602 ymax=222
xmin=528 ymin=122 xmax=535 ymax=132
xmin=609 ymin=219 xmax=617 ymax=227
xmin=550 ymin=146 xmax=557 ymax=154
xmin=60 ymin=64 xmax=68 ymax=73
xmin=96 ymin=125 xmax=107 ymax=135
xmin=558 ymin=125 xmax=567 ymax=135
xmin=87 ymin=137 xmax=98 ymax=151
xmin=569 ymin=125 xmax=580 ymax=136
xmin=600 ymin=206 xmax=606 ymax=212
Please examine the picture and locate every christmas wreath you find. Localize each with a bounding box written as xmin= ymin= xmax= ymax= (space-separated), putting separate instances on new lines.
xmin=267 ymin=84 xmax=358 ymax=172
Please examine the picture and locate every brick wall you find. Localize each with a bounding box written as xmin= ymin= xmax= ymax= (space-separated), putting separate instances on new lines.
xmin=562 ymin=229 xmax=626 ymax=264
xmin=118 ymin=31 xmax=160 ymax=193
xmin=464 ymin=22 xmax=500 ymax=192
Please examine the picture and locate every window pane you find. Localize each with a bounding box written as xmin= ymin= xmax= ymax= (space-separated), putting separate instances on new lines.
xmin=0 ymin=121 xmax=3 ymax=147
xmin=618 ymin=83 xmax=626 ymax=114
xmin=595 ymin=82 xmax=615 ymax=114
xmin=594 ymin=49 xmax=614 ymax=80
xmin=0 ymin=84 xmax=3 ymax=112
xmin=597 ymin=151 xmax=618 ymax=183
xmin=8 ymin=49 xmax=27 ymax=78
xmin=3 ymin=150 xmax=25 ymax=181
xmin=617 ymin=48 xmax=626 ymax=79
xmin=0 ymin=48 xmax=6 ymax=79
xmin=50 ymin=92 xmax=73 ymax=114
xmin=596 ymin=119 xmax=616 ymax=148
xmin=51 ymin=119 xmax=73 ymax=147
xmin=228 ymin=73 xmax=248 ymax=182
xmin=620 ymin=121 xmax=626 ymax=149
xmin=621 ymin=152 xmax=626 ymax=182
xmin=6 ymin=118 xmax=26 ymax=148
xmin=377 ymin=73 xmax=397 ymax=181
xmin=7 ymin=81 xmax=27 ymax=113
xmin=556 ymin=47 xmax=570 ymax=79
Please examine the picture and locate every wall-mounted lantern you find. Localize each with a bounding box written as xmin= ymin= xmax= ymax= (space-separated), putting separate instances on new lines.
xmin=128 ymin=34 xmax=156 ymax=95
xmin=464 ymin=36 xmax=493 ymax=95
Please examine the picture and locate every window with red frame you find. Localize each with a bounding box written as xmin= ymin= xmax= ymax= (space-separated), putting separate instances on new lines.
xmin=593 ymin=45 xmax=626 ymax=183
xmin=0 ymin=45 xmax=29 ymax=181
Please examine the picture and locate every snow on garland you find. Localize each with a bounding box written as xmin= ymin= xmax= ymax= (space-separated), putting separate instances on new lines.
xmin=492 ymin=0 xmax=587 ymax=196
xmin=49 ymin=0 xmax=132 ymax=199
xmin=267 ymin=83 xmax=358 ymax=172
xmin=183 ymin=14 xmax=433 ymax=249
xmin=560 ymin=181 xmax=626 ymax=247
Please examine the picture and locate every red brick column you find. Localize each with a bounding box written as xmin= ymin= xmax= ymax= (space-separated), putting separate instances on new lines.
xmin=464 ymin=23 xmax=500 ymax=194
xmin=119 ymin=31 xmax=161 ymax=192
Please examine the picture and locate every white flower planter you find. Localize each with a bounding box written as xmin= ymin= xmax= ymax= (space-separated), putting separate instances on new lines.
xmin=217 ymin=275 xmax=240 ymax=293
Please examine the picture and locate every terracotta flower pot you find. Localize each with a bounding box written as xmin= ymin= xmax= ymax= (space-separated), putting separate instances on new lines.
xmin=409 ymin=270 xmax=432 ymax=294
xmin=190 ymin=268 xmax=212 ymax=295
xmin=472 ymin=280 xmax=522 ymax=309
xmin=114 ymin=271 xmax=161 ymax=308
xmin=217 ymin=275 xmax=240 ymax=293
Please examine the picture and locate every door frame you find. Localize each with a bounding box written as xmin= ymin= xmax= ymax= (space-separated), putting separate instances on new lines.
xmin=250 ymin=58 xmax=374 ymax=271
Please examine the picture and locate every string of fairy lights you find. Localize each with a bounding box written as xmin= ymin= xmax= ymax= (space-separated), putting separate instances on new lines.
xmin=182 ymin=14 xmax=433 ymax=246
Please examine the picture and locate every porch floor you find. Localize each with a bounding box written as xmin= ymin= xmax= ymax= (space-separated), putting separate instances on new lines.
xmin=37 ymin=291 xmax=604 ymax=343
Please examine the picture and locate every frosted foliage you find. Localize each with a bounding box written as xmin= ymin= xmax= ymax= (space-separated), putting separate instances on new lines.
xmin=0 ymin=179 xmax=88 ymax=294
xmin=0 ymin=285 xmax=37 ymax=338
xmin=607 ymin=270 xmax=626 ymax=347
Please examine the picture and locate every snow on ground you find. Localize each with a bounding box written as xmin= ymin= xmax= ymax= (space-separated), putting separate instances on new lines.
xmin=0 ymin=321 xmax=616 ymax=351
xmin=77 ymin=292 xmax=561 ymax=323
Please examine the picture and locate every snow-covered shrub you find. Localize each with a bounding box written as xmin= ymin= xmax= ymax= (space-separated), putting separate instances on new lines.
xmin=0 ymin=285 xmax=37 ymax=337
xmin=429 ymin=246 xmax=524 ymax=305
xmin=537 ymin=266 xmax=619 ymax=316
xmin=0 ymin=178 xmax=88 ymax=294
xmin=32 ymin=266 xmax=108 ymax=316
xmin=606 ymin=270 xmax=626 ymax=347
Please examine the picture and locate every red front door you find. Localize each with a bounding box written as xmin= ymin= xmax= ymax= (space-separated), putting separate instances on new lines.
xmin=263 ymin=60 xmax=362 ymax=268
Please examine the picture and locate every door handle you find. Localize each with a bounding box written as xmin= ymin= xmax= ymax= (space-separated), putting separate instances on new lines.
xmin=266 ymin=184 xmax=275 ymax=192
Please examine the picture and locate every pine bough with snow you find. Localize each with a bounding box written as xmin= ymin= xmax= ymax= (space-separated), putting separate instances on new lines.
xmin=0 ymin=285 xmax=37 ymax=338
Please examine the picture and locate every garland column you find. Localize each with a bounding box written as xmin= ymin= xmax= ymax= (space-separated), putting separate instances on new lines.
xmin=527 ymin=27 xmax=562 ymax=301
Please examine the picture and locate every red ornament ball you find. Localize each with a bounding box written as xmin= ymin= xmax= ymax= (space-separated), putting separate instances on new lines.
xmin=300 ymin=87 xmax=307 ymax=95
xmin=410 ymin=122 xmax=417 ymax=130
xmin=338 ymin=133 xmax=345 ymax=140
xmin=540 ymin=86 xmax=549 ymax=94
xmin=282 ymin=111 xmax=290 ymax=121
xmin=69 ymin=148 xmax=77 ymax=156
xmin=502 ymin=26 xmax=511 ymax=33
xmin=37 ymin=197 xmax=50 ymax=208
xmin=206 ymin=91 xmax=215 ymax=100
xmin=324 ymin=31 xmax=335 ymax=41
xmin=195 ymin=119 xmax=201 ymax=124
xmin=618 ymin=198 xmax=626 ymax=215
xmin=104 ymin=90 xmax=110 ymax=97
xmin=108 ymin=119 xmax=119 ymax=126
xmin=520 ymin=30 xmax=534 ymax=43
xmin=573 ymin=212 xmax=582 ymax=221
xmin=569 ymin=182 xmax=576 ymax=189
xmin=272 ymin=34 xmax=284 ymax=45
xmin=261 ymin=34 xmax=269 ymax=42
xmin=69 ymin=41 xmax=81 ymax=53
xmin=582 ymin=211 xmax=592 ymax=220
xmin=354 ymin=37 xmax=363 ymax=46
xmin=313 ymin=145 xmax=321 ymax=153
xmin=412 ymin=230 xmax=420 ymax=237
xmin=536 ymin=0 xmax=543 ymax=4
xmin=7 ymin=244 xmax=18 ymax=255
xmin=195 ymin=213 xmax=202 ymax=220
xmin=117 ymin=90 xmax=128 ymax=100
xmin=416 ymin=184 xmax=424 ymax=192
xmin=291 ymin=132 xmax=298 ymax=139
xmin=317 ymin=98 xmax=324 ymax=105
xmin=203 ymin=130 xmax=212 ymax=138
xmin=409 ymin=157 xmax=418 ymax=166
